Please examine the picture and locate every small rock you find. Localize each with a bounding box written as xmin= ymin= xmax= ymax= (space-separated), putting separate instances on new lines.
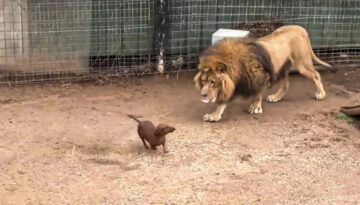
xmin=18 ymin=169 xmax=26 ymax=175
xmin=240 ymin=154 xmax=252 ymax=162
xmin=4 ymin=183 xmax=19 ymax=192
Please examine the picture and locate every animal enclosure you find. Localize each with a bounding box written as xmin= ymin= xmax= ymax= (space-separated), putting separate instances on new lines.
xmin=1 ymin=2 xmax=360 ymax=203
xmin=0 ymin=0 xmax=359 ymax=83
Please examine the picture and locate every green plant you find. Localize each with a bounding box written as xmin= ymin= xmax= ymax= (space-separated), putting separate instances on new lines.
xmin=334 ymin=112 xmax=354 ymax=123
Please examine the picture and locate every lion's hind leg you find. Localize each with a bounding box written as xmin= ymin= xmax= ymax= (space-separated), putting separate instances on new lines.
xmin=267 ymin=69 xmax=290 ymax=103
xmin=295 ymin=63 xmax=326 ymax=100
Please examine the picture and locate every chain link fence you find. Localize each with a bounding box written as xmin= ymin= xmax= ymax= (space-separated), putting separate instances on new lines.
xmin=0 ymin=0 xmax=359 ymax=83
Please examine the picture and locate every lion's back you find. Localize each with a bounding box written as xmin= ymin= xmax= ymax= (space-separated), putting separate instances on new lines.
xmin=257 ymin=25 xmax=314 ymax=72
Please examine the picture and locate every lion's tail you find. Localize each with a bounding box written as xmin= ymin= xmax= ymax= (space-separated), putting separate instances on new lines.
xmin=311 ymin=50 xmax=331 ymax=68
xmin=303 ymin=27 xmax=332 ymax=69
xmin=310 ymin=49 xmax=337 ymax=73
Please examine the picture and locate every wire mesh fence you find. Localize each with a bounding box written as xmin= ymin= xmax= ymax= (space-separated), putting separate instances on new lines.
xmin=0 ymin=0 xmax=359 ymax=83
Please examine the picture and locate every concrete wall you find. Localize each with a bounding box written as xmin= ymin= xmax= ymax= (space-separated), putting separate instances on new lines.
xmin=0 ymin=0 xmax=29 ymax=70
xmin=0 ymin=0 xmax=92 ymax=73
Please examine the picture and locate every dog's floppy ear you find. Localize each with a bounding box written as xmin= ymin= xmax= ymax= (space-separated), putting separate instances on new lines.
xmin=216 ymin=62 xmax=227 ymax=73
xmin=154 ymin=125 xmax=165 ymax=138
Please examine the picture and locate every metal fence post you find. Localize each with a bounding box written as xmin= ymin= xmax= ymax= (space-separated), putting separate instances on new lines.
xmin=154 ymin=0 xmax=169 ymax=74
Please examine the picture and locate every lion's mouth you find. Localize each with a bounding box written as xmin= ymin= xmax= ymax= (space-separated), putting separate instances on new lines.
xmin=201 ymin=96 xmax=216 ymax=103
xmin=201 ymin=98 xmax=210 ymax=103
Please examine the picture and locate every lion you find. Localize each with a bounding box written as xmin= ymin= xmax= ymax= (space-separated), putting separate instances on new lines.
xmin=194 ymin=25 xmax=334 ymax=122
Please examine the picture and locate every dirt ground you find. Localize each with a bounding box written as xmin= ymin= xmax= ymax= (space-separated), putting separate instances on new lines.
xmin=0 ymin=68 xmax=360 ymax=205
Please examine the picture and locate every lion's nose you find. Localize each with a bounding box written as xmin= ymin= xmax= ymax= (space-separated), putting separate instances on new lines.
xmin=201 ymin=93 xmax=207 ymax=98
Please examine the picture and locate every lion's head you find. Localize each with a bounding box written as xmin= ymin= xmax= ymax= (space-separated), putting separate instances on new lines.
xmin=194 ymin=38 xmax=275 ymax=104
xmin=194 ymin=54 xmax=235 ymax=103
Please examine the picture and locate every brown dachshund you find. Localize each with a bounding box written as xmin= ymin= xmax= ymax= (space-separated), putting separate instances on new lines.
xmin=128 ymin=114 xmax=175 ymax=153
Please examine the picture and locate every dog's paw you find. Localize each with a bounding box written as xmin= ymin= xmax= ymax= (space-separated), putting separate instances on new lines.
xmin=315 ymin=91 xmax=326 ymax=100
xmin=248 ymin=105 xmax=263 ymax=114
xmin=267 ymin=94 xmax=282 ymax=103
xmin=203 ymin=113 xmax=222 ymax=122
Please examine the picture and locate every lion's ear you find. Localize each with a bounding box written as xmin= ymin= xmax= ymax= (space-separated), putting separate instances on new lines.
xmin=216 ymin=62 xmax=227 ymax=73
xmin=193 ymin=72 xmax=202 ymax=90
xmin=198 ymin=63 xmax=209 ymax=72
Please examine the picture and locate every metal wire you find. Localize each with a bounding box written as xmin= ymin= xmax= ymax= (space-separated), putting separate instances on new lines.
xmin=0 ymin=0 xmax=359 ymax=84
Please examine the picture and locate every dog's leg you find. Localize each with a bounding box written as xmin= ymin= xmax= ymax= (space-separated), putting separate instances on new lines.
xmin=296 ymin=64 xmax=326 ymax=100
xmin=249 ymin=92 xmax=263 ymax=114
xmin=203 ymin=103 xmax=227 ymax=122
xmin=267 ymin=70 xmax=290 ymax=103
xmin=162 ymin=142 xmax=169 ymax=153
xmin=141 ymin=138 xmax=150 ymax=149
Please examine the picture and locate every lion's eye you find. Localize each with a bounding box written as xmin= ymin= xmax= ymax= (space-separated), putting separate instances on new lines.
xmin=210 ymin=80 xmax=215 ymax=85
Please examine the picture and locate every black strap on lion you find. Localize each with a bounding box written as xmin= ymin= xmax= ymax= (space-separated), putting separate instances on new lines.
xmin=246 ymin=41 xmax=276 ymax=83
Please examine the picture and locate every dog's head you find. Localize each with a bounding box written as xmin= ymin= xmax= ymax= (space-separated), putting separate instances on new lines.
xmin=154 ymin=124 xmax=176 ymax=138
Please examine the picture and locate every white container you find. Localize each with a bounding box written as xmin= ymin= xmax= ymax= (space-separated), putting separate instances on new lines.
xmin=211 ymin=29 xmax=250 ymax=45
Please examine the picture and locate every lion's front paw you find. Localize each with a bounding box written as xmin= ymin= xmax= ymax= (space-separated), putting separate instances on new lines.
xmin=248 ymin=104 xmax=263 ymax=114
xmin=203 ymin=113 xmax=222 ymax=122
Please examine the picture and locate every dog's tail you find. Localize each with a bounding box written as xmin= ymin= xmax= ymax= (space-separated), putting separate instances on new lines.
xmin=311 ymin=49 xmax=337 ymax=73
xmin=127 ymin=114 xmax=142 ymax=123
